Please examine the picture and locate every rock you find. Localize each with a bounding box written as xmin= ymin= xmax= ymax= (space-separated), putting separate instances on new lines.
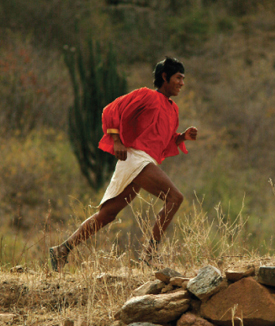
xmin=258 ymin=266 xmax=275 ymax=287
xmin=181 ymin=281 xmax=189 ymax=290
xmin=120 ymin=290 xmax=190 ymax=324
xmin=155 ymin=268 xmax=183 ymax=284
xmin=170 ymin=277 xmax=190 ymax=287
xmin=177 ymin=312 xmax=215 ymax=326
xmin=161 ymin=283 xmax=174 ymax=293
xmin=133 ymin=280 xmax=166 ymax=296
xmin=187 ymin=265 xmax=223 ymax=300
xmin=225 ymin=266 xmax=255 ymax=282
xmin=200 ymin=277 xmax=275 ymax=326
xmin=10 ymin=265 xmax=25 ymax=273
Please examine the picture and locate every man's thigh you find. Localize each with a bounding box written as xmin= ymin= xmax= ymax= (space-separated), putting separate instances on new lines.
xmin=132 ymin=163 xmax=179 ymax=200
xmin=100 ymin=182 xmax=141 ymax=215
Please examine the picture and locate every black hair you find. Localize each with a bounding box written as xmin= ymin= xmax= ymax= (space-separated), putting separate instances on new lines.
xmin=153 ymin=57 xmax=185 ymax=88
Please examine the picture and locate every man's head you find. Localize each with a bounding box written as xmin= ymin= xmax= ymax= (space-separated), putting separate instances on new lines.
xmin=153 ymin=57 xmax=185 ymax=88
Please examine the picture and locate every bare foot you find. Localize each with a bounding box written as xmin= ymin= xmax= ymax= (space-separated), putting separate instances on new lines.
xmin=49 ymin=245 xmax=69 ymax=272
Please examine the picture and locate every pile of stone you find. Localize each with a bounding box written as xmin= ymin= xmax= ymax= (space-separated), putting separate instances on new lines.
xmin=113 ymin=265 xmax=275 ymax=326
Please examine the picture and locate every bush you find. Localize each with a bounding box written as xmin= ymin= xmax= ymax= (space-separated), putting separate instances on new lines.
xmin=0 ymin=31 xmax=72 ymax=137
xmin=0 ymin=129 xmax=92 ymax=230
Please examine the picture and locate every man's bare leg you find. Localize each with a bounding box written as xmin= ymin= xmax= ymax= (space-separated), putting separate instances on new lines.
xmin=132 ymin=163 xmax=184 ymax=260
xmin=50 ymin=183 xmax=140 ymax=272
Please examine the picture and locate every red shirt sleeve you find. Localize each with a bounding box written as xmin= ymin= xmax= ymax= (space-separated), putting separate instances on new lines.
xmin=98 ymin=88 xmax=149 ymax=155
xmin=161 ymin=133 xmax=188 ymax=162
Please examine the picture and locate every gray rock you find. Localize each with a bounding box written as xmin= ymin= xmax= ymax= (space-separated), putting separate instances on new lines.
xmin=258 ymin=266 xmax=275 ymax=287
xmin=187 ymin=265 xmax=223 ymax=300
xmin=120 ymin=290 xmax=190 ymax=324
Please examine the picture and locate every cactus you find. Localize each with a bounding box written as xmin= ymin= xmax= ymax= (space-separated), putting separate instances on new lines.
xmin=64 ymin=39 xmax=127 ymax=190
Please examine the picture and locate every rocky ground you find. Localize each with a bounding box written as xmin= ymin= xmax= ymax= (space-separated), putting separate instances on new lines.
xmin=1 ymin=255 xmax=275 ymax=326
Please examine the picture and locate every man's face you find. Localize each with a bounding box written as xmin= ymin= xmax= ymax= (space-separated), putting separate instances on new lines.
xmin=163 ymin=72 xmax=185 ymax=97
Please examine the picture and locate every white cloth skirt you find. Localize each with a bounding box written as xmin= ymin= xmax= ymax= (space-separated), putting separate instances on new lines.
xmin=99 ymin=148 xmax=157 ymax=206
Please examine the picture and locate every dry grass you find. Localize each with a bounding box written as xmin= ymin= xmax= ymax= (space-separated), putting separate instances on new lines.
xmin=1 ymin=194 xmax=275 ymax=326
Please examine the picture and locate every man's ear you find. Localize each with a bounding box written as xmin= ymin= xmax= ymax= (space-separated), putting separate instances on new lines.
xmin=162 ymin=72 xmax=167 ymax=83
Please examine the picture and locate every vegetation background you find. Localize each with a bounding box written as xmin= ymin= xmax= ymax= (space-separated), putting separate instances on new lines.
xmin=1 ymin=0 xmax=275 ymax=268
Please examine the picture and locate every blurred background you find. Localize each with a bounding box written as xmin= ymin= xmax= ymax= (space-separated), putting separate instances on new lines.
xmin=0 ymin=0 xmax=275 ymax=267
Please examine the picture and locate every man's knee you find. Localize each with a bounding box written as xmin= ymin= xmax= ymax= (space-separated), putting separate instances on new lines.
xmin=99 ymin=206 xmax=118 ymax=224
xmin=168 ymin=189 xmax=184 ymax=208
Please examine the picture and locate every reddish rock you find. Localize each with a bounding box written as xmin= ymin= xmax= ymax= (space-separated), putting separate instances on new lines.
xmin=200 ymin=277 xmax=275 ymax=326
xmin=177 ymin=313 xmax=215 ymax=326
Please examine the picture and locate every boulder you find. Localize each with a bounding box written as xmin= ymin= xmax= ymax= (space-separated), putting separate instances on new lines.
xmin=119 ymin=290 xmax=190 ymax=324
xmin=187 ymin=265 xmax=223 ymax=300
xmin=177 ymin=312 xmax=215 ymax=326
xmin=200 ymin=277 xmax=275 ymax=326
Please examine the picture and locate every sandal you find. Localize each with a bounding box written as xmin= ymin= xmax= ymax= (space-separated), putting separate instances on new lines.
xmin=49 ymin=247 xmax=68 ymax=272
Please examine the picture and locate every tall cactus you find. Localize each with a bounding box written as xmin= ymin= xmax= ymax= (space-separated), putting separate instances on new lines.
xmin=64 ymin=39 xmax=127 ymax=190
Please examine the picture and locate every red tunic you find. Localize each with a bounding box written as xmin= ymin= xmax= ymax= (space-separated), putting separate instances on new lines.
xmin=98 ymin=87 xmax=188 ymax=164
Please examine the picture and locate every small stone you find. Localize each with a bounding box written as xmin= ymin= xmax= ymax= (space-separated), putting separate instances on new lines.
xmin=155 ymin=268 xmax=183 ymax=284
xmin=225 ymin=266 xmax=255 ymax=282
xmin=161 ymin=283 xmax=174 ymax=293
xmin=170 ymin=277 xmax=190 ymax=287
xmin=258 ymin=266 xmax=275 ymax=287
xmin=10 ymin=265 xmax=25 ymax=273
xmin=177 ymin=312 xmax=215 ymax=326
xmin=133 ymin=280 xmax=165 ymax=296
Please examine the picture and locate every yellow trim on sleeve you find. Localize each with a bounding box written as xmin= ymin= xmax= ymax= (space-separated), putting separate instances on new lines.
xmin=107 ymin=128 xmax=120 ymax=134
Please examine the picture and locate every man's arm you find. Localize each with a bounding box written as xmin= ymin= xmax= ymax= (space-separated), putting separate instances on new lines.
xmin=176 ymin=127 xmax=197 ymax=146
xmin=111 ymin=134 xmax=127 ymax=161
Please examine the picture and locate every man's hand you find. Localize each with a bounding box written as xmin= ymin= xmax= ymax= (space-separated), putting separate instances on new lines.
xmin=183 ymin=126 xmax=197 ymax=141
xmin=111 ymin=134 xmax=127 ymax=161
xmin=176 ymin=126 xmax=198 ymax=145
